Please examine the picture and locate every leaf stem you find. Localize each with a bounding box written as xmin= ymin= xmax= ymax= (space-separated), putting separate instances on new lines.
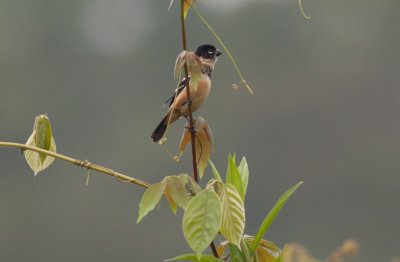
xmin=0 ymin=142 xmax=151 ymax=189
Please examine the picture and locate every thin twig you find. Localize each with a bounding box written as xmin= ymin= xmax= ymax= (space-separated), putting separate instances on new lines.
xmin=189 ymin=4 xmax=254 ymax=95
xmin=0 ymin=142 xmax=151 ymax=189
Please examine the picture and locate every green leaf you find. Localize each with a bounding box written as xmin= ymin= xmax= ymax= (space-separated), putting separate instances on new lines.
xmin=219 ymin=184 xmax=245 ymax=248
xmin=226 ymin=154 xmax=245 ymax=201
xmin=182 ymin=188 xmax=221 ymax=258
xmin=250 ymin=182 xmax=303 ymax=255
xmin=209 ymin=160 xmax=222 ymax=181
xmin=165 ymin=253 xmax=223 ymax=262
xmin=34 ymin=115 xmax=53 ymax=162
xmin=137 ymin=180 xmax=166 ymax=223
xmin=229 ymin=243 xmax=246 ymax=262
xmin=24 ymin=115 xmax=56 ymax=176
xmin=238 ymin=157 xmax=249 ymax=199
xmin=165 ymin=175 xmax=192 ymax=210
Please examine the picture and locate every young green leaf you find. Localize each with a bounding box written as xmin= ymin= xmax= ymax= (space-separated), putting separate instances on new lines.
xmin=165 ymin=253 xmax=223 ymax=262
xmin=219 ymin=184 xmax=245 ymax=249
xmin=182 ymin=188 xmax=221 ymax=258
xmin=24 ymin=115 xmax=56 ymax=176
xmin=250 ymin=181 xmax=303 ymax=255
xmin=34 ymin=115 xmax=53 ymax=162
xmin=238 ymin=157 xmax=249 ymax=199
xmin=226 ymin=154 xmax=245 ymax=201
xmin=209 ymin=160 xmax=222 ymax=181
xmin=137 ymin=180 xmax=166 ymax=223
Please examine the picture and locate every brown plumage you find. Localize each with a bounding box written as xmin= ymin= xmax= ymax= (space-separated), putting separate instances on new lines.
xmin=151 ymin=44 xmax=221 ymax=142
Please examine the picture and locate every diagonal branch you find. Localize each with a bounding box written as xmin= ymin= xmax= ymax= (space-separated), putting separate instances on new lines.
xmin=0 ymin=142 xmax=151 ymax=189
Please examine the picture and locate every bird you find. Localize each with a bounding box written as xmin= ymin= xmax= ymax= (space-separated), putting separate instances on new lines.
xmin=151 ymin=44 xmax=222 ymax=143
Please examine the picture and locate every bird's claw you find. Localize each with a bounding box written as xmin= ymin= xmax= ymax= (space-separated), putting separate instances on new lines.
xmin=186 ymin=125 xmax=197 ymax=134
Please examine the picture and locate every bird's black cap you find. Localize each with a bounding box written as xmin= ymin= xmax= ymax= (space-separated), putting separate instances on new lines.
xmin=195 ymin=44 xmax=222 ymax=60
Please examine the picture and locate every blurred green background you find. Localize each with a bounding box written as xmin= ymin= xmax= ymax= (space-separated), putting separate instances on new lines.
xmin=1 ymin=0 xmax=399 ymax=261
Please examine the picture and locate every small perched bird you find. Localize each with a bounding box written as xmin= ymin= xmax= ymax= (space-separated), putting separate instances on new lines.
xmin=151 ymin=44 xmax=222 ymax=142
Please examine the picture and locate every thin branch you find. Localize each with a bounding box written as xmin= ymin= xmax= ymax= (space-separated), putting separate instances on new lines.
xmin=180 ymin=0 xmax=219 ymax=258
xmin=180 ymin=0 xmax=199 ymax=183
xmin=0 ymin=142 xmax=151 ymax=189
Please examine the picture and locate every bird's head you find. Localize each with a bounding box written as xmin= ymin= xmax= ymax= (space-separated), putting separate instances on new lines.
xmin=195 ymin=44 xmax=222 ymax=62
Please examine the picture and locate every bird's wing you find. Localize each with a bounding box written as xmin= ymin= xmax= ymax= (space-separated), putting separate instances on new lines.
xmin=164 ymin=77 xmax=190 ymax=107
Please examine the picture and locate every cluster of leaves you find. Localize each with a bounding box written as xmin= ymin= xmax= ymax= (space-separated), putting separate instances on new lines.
xmin=16 ymin=115 xmax=301 ymax=261
xmin=137 ymin=153 xmax=302 ymax=261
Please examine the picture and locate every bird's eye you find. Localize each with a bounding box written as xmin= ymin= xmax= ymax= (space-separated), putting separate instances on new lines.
xmin=208 ymin=50 xmax=214 ymax=54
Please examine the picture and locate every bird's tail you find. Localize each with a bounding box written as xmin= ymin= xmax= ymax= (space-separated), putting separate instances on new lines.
xmin=151 ymin=114 xmax=169 ymax=142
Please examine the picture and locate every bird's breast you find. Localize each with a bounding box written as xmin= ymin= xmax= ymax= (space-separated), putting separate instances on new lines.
xmin=189 ymin=76 xmax=211 ymax=112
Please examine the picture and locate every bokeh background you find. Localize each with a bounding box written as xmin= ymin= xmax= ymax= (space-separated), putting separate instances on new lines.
xmin=1 ymin=0 xmax=399 ymax=261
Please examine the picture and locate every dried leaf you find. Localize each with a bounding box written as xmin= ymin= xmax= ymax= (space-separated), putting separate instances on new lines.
xmin=174 ymin=50 xmax=202 ymax=93
xmin=174 ymin=50 xmax=188 ymax=79
xmin=244 ymin=236 xmax=281 ymax=262
xmin=183 ymin=0 xmax=196 ymax=20
xmin=326 ymin=239 xmax=359 ymax=262
xmin=179 ymin=125 xmax=191 ymax=155
xmin=185 ymin=52 xmax=202 ymax=90
xmin=164 ymin=185 xmax=178 ymax=214
xmin=216 ymin=245 xmax=225 ymax=258
xmin=169 ymin=0 xmax=196 ymax=19
xmin=179 ymin=117 xmax=213 ymax=179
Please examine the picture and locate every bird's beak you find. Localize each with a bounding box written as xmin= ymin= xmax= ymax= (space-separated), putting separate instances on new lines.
xmin=216 ymin=49 xmax=222 ymax=57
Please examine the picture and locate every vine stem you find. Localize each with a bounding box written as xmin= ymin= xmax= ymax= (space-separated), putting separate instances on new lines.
xmin=180 ymin=0 xmax=219 ymax=258
xmin=180 ymin=0 xmax=198 ymax=183
xmin=0 ymin=142 xmax=151 ymax=189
